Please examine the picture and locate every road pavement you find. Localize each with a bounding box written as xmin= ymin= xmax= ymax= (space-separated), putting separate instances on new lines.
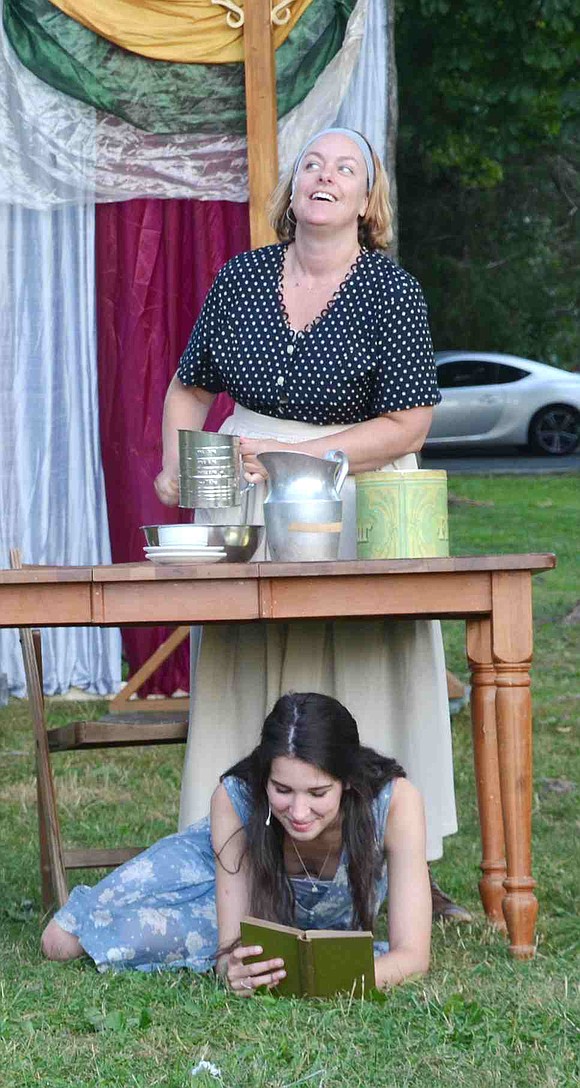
xmin=421 ymin=447 xmax=580 ymax=475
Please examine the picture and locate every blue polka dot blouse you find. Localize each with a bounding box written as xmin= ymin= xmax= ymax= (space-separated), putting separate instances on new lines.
xmin=177 ymin=244 xmax=441 ymax=425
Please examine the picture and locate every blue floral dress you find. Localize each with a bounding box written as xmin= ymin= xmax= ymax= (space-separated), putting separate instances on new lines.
xmin=54 ymin=777 xmax=393 ymax=973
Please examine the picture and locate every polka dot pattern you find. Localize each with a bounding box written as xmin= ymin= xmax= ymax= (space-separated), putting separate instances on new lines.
xmin=177 ymin=244 xmax=441 ymax=424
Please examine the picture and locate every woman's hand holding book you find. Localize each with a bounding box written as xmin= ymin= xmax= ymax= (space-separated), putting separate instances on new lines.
xmin=222 ymin=943 xmax=287 ymax=997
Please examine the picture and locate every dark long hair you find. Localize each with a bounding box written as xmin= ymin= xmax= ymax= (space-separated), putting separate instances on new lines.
xmin=221 ymin=692 xmax=405 ymax=933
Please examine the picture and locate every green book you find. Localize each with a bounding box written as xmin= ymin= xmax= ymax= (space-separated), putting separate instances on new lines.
xmin=240 ymin=916 xmax=375 ymax=998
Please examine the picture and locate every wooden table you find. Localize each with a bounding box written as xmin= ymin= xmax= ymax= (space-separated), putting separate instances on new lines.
xmin=0 ymin=553 xmax=555 ymax=958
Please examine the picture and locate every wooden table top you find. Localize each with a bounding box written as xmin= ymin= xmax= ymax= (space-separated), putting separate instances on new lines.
xmin=0 ymin=553 xmax=556 ymax=628
xmin=0 ymin=553 xmax=557 ymax=584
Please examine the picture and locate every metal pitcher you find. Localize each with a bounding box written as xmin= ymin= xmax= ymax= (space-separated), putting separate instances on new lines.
xmin=256 ymin=449 xmax=349 ymax=562
xmin=256 ymin=449 xmax=349 ymax=504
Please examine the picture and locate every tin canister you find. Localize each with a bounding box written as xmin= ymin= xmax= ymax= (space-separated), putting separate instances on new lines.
xmin=355 ymin=469 xmax=449 ymax=559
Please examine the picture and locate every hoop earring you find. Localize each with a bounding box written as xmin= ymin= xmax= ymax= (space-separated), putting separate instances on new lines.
xmin=265 ymin=801 xmax=272 ymax=827
xmin=285 ymin=205 xmax=297 ymax=227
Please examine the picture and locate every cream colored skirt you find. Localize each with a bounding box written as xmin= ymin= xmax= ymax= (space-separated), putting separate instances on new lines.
xmin=179 ymin=405 xmax=457 ymax=860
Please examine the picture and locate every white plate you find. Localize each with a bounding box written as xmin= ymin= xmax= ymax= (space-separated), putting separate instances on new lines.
xmin=145 ymin=553 xmax=225 ymax=565
xmin=144 ymin=552 xmax=226 ymax=559
xmin=143 ymin=546 xmax=225 ymax=556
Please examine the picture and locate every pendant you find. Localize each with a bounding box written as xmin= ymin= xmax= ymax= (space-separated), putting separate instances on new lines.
xmin=311 ymin=884 xmax=318 ymax=892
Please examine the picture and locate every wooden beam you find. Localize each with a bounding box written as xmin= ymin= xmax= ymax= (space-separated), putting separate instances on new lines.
xmin=243 ymin=0 xmax=279 ymax=248
xmin=109 ymin=625 xmax=189 ymax=712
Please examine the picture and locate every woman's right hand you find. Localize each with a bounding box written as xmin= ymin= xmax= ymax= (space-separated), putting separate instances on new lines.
xmin=154 ymin=467 xmax=179 ymax=506
xmin=223 ymin=944 xmax=286 ymax=997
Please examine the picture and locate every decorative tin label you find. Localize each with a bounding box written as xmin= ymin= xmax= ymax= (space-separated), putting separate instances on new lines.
xmin=355 ymin=471 xmax=449 ymax=559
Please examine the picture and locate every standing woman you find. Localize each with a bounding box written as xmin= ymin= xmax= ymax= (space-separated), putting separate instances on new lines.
xmin=155 ymin=129 xmax=462 ymax=914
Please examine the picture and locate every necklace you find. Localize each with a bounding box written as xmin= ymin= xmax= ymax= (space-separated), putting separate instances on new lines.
xmin=290 ymin=838 xmax=334 ymax=892
xmin=279 ymin=246 xmax=365 ymax=338
xmin=287 ymin=247 xmax=361 ymax=291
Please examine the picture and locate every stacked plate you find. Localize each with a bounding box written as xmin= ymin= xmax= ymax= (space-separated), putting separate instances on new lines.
xmin=143 ymin=544 xmax=226 ymax=565
xmin=141 ymin=524 xmax=262 ymax=564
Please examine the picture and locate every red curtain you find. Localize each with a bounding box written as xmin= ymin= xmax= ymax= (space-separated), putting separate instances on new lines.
xmin=96 ymin=198 xmax=250 ymax=694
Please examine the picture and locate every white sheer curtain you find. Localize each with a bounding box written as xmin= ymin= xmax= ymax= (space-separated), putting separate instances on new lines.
xmin=279 ymin=0 xmax=387 ymax=169
xmin=0 ymin=200 xmax=121 ymax=695
xmin=336 ymin=0 xmax=388 ymax=159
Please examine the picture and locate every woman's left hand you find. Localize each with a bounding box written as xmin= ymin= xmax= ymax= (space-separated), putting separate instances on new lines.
xmin=239 ymin=438 xmax=288 ymax=483
xmin=222 ymin=944 xmax=286 ymax=997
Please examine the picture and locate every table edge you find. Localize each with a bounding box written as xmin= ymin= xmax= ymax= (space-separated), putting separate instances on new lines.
xmin=0 ymin=554 xmax=557 ymax=584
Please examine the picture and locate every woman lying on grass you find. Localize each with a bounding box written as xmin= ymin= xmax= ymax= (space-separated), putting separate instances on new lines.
xmin=42 ymin=692 xmax=431 ymax=991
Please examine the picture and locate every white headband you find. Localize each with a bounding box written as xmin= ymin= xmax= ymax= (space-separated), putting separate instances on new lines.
xmin=291 ymin=127 xmax=375 ymax=199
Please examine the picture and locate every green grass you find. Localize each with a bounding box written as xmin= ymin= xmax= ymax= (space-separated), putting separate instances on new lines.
xmin=1 ymin=475 xmax=578 ymax=1087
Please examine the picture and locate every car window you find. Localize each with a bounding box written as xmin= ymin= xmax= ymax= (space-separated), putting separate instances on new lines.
xmin=436 ymin=361 xmax=496 ymax=388
xmin=493 ymin=363 xmax=529 ymax=384
xmin=436 ymin=360 xmax=529 ymax=388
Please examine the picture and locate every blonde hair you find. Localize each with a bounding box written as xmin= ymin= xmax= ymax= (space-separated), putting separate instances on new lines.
xmin=268 ymin=147 xmax=393 ymax=251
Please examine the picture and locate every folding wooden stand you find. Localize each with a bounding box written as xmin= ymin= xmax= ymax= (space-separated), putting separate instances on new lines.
xmin=10 ymin=550 xmax=188 ymax=910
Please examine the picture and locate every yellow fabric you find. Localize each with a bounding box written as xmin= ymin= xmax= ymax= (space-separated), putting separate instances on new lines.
xmin=46 ymin=0 xmax=315 ymax=64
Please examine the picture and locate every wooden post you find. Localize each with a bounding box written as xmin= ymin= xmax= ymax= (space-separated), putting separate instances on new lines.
xmin=243 ymin=0 xmax=279 ymax=248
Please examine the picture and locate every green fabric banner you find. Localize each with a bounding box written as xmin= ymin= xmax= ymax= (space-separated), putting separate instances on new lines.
xmin=4 ymin=0 xmax=356 ymax=134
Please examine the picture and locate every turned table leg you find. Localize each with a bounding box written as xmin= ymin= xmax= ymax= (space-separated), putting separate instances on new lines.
xmin=491 ymin=571 xmax=538 ymax=959
xmin=466 ymin=617 xmax=507 ymax=928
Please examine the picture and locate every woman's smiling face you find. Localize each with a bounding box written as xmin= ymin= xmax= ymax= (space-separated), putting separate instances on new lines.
xmin=266 ymin=755 xmax=343 ymax=840
xmin=291 ymin=132 xmax=369 ymax=230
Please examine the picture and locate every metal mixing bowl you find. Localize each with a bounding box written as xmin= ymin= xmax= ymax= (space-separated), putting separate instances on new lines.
xmin=142 ymin=524 xmax=207 ymax=547
xmin=141 ymin=524 xmax=262 ymax=562
xmin=207 ymin=525 xmax=263 ymax=562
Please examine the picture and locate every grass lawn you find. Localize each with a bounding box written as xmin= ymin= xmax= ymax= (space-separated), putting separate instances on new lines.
xmin=1 ymin=475 xmax=578 ymax=1087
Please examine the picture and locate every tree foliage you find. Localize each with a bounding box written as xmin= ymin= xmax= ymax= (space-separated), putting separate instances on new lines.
xmin=396 ymin=0 xmax=578 ymax=187
xmin=395 ymin=0 xmax=579 ymax=366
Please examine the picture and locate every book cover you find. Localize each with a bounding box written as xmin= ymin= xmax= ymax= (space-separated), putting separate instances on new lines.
xmin=240 ymin=917 xmax=375 ymax=998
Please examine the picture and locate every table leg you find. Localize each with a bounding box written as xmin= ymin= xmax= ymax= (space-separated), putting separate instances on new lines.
xmin=466 ymin=617 xmax=507 ymax=928
xmin=491 ymin=571 xmax=537 ymax=959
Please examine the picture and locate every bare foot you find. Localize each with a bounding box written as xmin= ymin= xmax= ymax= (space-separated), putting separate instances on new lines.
xmin=41 ymin=920 xmax=84 ymax=961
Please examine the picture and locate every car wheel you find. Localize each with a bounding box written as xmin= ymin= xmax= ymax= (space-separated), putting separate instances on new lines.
xmin=528 ymin=404 xmax=579 ymax=455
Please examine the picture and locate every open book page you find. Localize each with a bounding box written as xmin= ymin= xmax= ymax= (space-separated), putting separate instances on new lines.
xmin=240 ymin=918 xmax=303 ymax=996
xmin=307 ymin=932 xmax=375 ymax=997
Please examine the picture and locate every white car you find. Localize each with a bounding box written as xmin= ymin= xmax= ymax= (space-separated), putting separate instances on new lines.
xmin=425 ymin=352 xmax=580 ymax=455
